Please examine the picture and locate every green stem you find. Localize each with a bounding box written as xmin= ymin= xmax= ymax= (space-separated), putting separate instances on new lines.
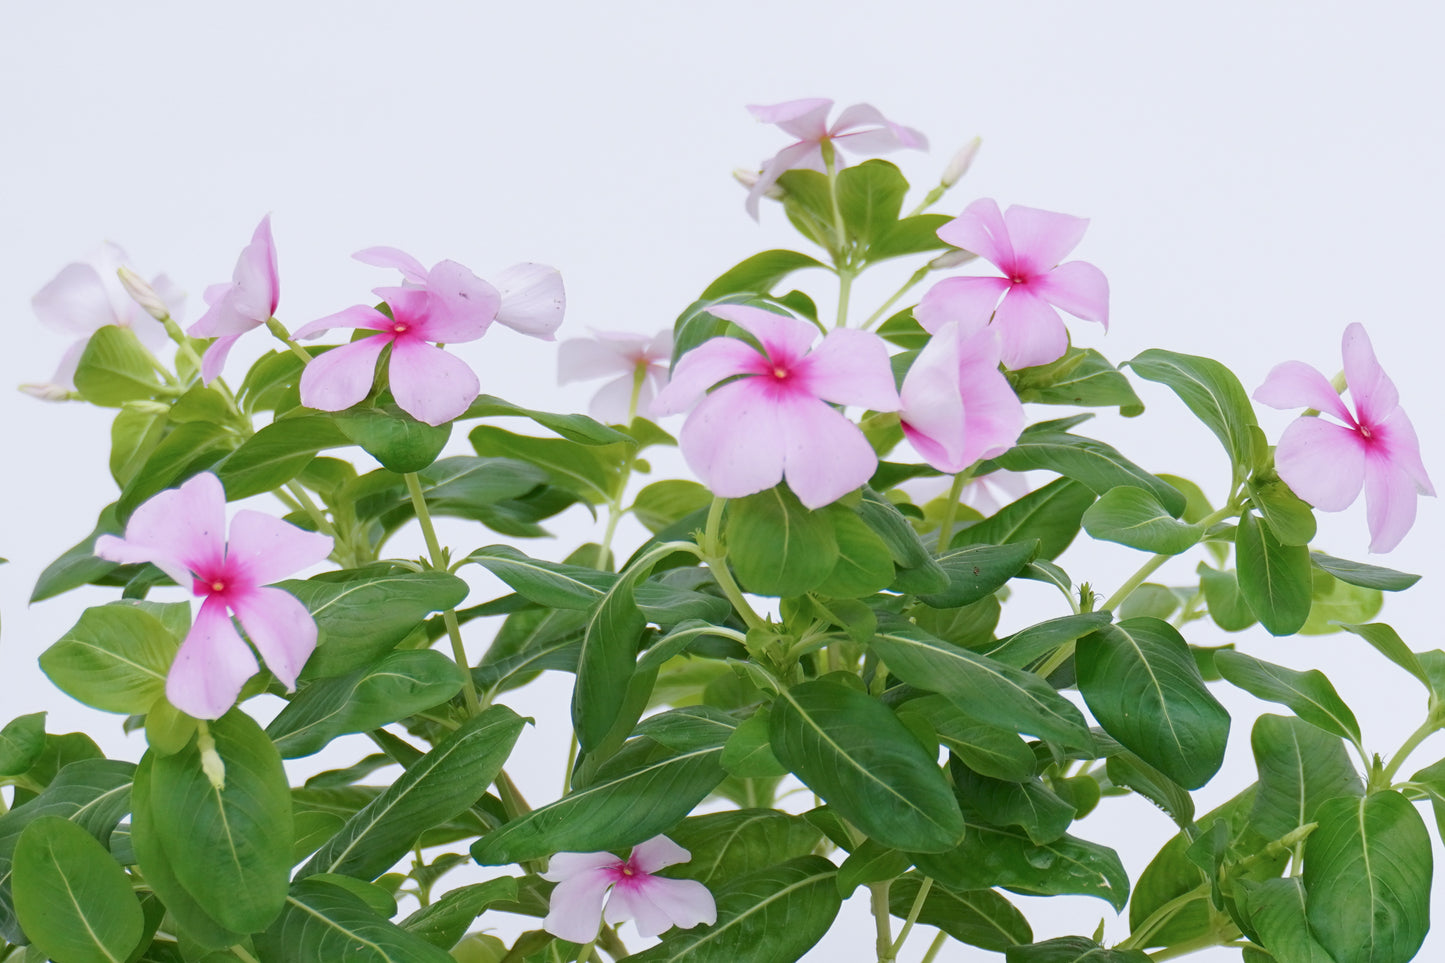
xmin=822 ymin=142 xmax=849 ymax=263
xmin=573 ymin=938 xmax=598 ymax=963
xmin=1100 ymin=502 xmax=1242 ymax=614
xmin=836 ymin=267 xmax=855 ymax=329
xmin=404 ymin=471 xmax=480 ymax=715
xmin=1147 ymin=934 xmax=1246 ymax=961
xmin=265 ymin=317 xmax=315 ymax=366
xmin=935 ymin=471 xmax=972 ymax=552
xmin=283 ymin=482 xmax=336 ymax=538
xmin=862 ymin=266 xmax=929 ymax=330
xmin=699 ymin=498 xmax=768 ymax=632
xmin=229 ymin=946 xmax=262 ymax=963
xmin=919 ymin=930 xmax=948 ymax=963
xmin=1118 ymin=881 xmax=1211 ymax=950
xmin=594 ymin=367 xmax=648 ymax=570
xmin=869 ymin=880 xmax=894 ymax=962
xmin=890 ymin=877 xmax=933 ymax=958
xmin=1380 ymin=707 xmax=1444 ymax=787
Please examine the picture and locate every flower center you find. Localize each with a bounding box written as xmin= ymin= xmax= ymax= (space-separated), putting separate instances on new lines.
xmin=392 ymin=321 xmax=409 ymax=335
xmin=772 ymin=365 xmax=789 ymax=380
xmin=210 ymin=579 xmax=226 ymax=592
xmin=1010 ymin=274 xmax=1028 ymax=285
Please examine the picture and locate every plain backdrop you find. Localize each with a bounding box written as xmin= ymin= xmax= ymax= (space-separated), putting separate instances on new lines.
xmin=4 ymin=2 xmax=1444 ymax=960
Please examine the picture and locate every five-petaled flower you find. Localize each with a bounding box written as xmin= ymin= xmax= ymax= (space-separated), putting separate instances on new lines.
xmin=899 ymin=321 xmax=1024 ymax=474
xmin=650 ymin=303 xmax=899 ymax=509
xmin=293 ymin=288 xmax=485 ymax=426
xmin=916 ymin=199 xmax=1108 ymax=370
xmin=187 ymin=215 xmax=280 ymax=384
xmin=94 ymin=473 xmax=332 ymax=719
xmin=558 ymin=328 xmax=673 ymax=424
xmin=541 ymin=836 xmax=716 ymax=944
xmin=744 ymin=98 xmax=927 ymax=219
xmin=24 ymin=242 xmax=183 ymax=399
xmin=1254 ymin=322 xmax=1435 ymax=553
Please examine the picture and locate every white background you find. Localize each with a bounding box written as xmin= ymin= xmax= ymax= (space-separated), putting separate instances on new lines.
xmin=3 ymin=2 xmax=1444 ymax=960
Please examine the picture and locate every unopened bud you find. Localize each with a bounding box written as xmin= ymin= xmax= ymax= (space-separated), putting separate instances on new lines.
xmin=18 ymin=382 xmax=73 ymax=402
xmin=940 ymin=137 xmax=982 ymax=187
xmin=928 ymin=249 xmax=979 ymax=270
xmin=732 ymin=168 xmax=785 ymax=200
xmin=117 ymin=266 xmax=172 ymax=322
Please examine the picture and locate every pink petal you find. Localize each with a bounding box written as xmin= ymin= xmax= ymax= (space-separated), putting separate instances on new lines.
xmin=777 ymin=393 xmax=880 ymax=509
xmin=914 ymin=276 xmax=1009 ymax=335
xmin=678 ymin=380 xmax=786 ymax=498
xmin=991 ymin=288 xmax=1069 ymax=369
xmin=558 ymin=337 xmax=639 ymax=383
xmin=542 ymin=865 xmax=615 ymax=944
xmin=235 ymin=215 xmax=280 ymax=320
xmin=298 ymin=335 xmax=390 ymax=412
xmin=831 ymin=103 xmax=928 ymax=153
xmin=900 ymin=324 xmax=968 ymax=471
xmin=748 ymin=140 xmax=826 ymax=219
xmin=229 ymin=586 xmax=318 ymax=691
xmin=1002 ymin=205 xmax=1089 ymax=276
xmin=706 ymin=304 xmax=817 ymax=364
xmin=797 ymin=328 xmax=900 ymax=411
xmin=953 ymin=327 xmax=1024 ymax=464
xmin=937 ymin=199 xmax=1015 ymax=271
xmin=32 ymin=263 xmax=118 ymax=337
xmin=46 ymin=339 xmax=89 ymax=391
xmin=96 ymin=472 xmax=228 ymax=587
xmin=414 ymin=261 xmax=500 ymax=342
xmin=167 ymin=595 xmax=260 ymax=720
xmin=605 ymin=876 xmax=716 ymax=939
xmin=352 ymin=246 xmax=429 ymax=284
xmin=200 ymin=334 xmax=242 ymax=385
xmin=588 ymin=374 xmax=640 ymax=424
xmin=1253 ymin=361 xmax=1354 ymax=423
xmin=225 ymin=509 xmax=333 ymax=586
xmin=541 ymin=851 xmax=623 ymax=882
xmin=747 ymin=98 xmax=833 ymax=141
xmin=1341 ymin=323 xmax=1399 ymax=426
xmin=651 ymin=338 xmax=766 ymax=416
xmin=1375 ymin=408 xmax=1436 ymax=497
xmin=1034 ymin=260 xmax=1110 ymax=328
xmin=1273 ymin=417 xmax=1367 ymax=511
xmin=629 ymin=836 xmax=692 ymax=874
xmin=388 ymin=338 xmax=481 ymax=426
xmin=493 ymin=263 xmax=565 ymax=340
xmin=1363 ymin=459 xmax=1420 ymax=554
xmin=292 ymin=304 xmax=392 ymax=340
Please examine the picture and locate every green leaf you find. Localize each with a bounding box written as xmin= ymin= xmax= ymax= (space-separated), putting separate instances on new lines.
xmin=1124 ymin=348 xmax=1260 ymax=479
xmin=917 ymin=542 xmax=1036 ymax=608
xmin=1104 ymin=751 xmax=1195 ymax=828
xmin=837 ymin=159 xmax=907 ymax=251
xmin=255 ymin=879 xmax=453 ymax=962
xmin=777 ymin=168 xmax=839 ymax=250
xmin=13 ymin=816 xmax=144 ymax=963
xmin=983 ymin=611 xmax=1114 ymax=670
xmin=146 ymin=712 xmax=292 ymax=933
xmin=1076 ymin=618 xmax=1229 ymax=789
xmin=836 ymin=839 xmax=912 ymax=895
xmin=398 ymin=877 xmax=518 ymax=948
xmin=1199 ymin=564 xmax=1257 ymax=632
xmin=467 ymin=545 xmax=611 ymax=609
xmin=913 ymin=824 xmax=1130 ymax=911
xmin=1239 ymin=877 xmax=1336 ymax=963
xmin=1304 ymin=791 xmax=1432 ymax=963
xmin=40 ymin=603 xmax=179 ymax=715
xmin=1215 ymin=650 xmax=1361 ymax=744
xmin=215 ymin=415 xmax=350 ymax=499
xmin=1014 ymin=347 xmax=1145 ymax=415
xmin=855 ymin=488 xmax=948 ymax=593
xmin=1249 ymin=478 xmax=1317 ymax=546
xmin=1299 ymin=568 xmax=1381 ymax=635
xmin=470 ymin=424 xmax=623 ymax=503
xmin=869 ymin=214 xmax=953 ymax=261
xmin=870 ymin=618 xmax=1093 ymax=750
xmin=1082 ymin=487 xmax=1204 ymax=554
xmin=1309 ymin=552 xmax=1420 ymax=592
xmin=888 ymin=875 xmax=1032 ymax=951
xmin=814 ymin=506 xmax=895 ymax=597
xmin=951 ymin=478 xmax=1096 ymax=560
xmin=300 ymin=705 xmax=523 ymax=880
xmin=1005 ymin=937 xmax=1152 ymax=963
xmin=0 ymin=714 xmax=46 ymax=778
xmin=633 ymin=480 xmax=714 ymax=535
xmin=110 ymin=403 xmax=169 ymax=487
xmin=664 ymin=810 xmax=823 ymax=887
xmin=462 ymin=394 xmax=632 ymax=445
xmin=769 ymin=679 xmax=963 ymax=853
xmin=1236 ymin=512 xmax=1312 ymax=635
xmin=699 ymin=250 xmax=827 ymax=299
xmin=950 ymin=759 xmax=1076 ymax=845
xmin=1249 ymin=714 xmax=1362 ymax=841
xmin=332 ymin=404 xmax=451 ymax=472
xmin=1337 ymin=622 xmax=1431 ymax=692
xmin=991 ymin=431 xmax=1186 ymax=516
xmin=720 ymin=708 xmax=787 ymax=779
xmin=116 ymin=421 xmax=234 ymax=521
xmin=725 ymin=487 xmax=838 ymax=597
xmin=266 ymin=650 xmax=465 ymax=757
xmin=73 ymin=326 xmax=163 ymax=406
xmin=623 ymin=857 xmax=841 ymax=963
xmin=30 ymin=504 xmax=129 ymax=603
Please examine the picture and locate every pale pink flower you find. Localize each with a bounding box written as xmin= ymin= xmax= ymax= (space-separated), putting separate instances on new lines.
xmin=294 ymin=288 xmax=482 ymax=426
xmin=558 ymin=329 xmax=673 ymax=424
xmin=24 ymin=242 xmax=183 ymax=397
xmin=354 ymin=246 xmax=564 ymax=340
xmin=915 ymin=199 xmax=1108 ymax=370
xmin=650 ymin=304 xmax=899 ymax=509
xmin=541 ymin=836 xmax=715 ymax=944
xmin=94 ymin=473 xmax=332 ymax=719
xmin=187 ymin=215 xmax=280 ymax=384
xmin=899 ymin=322 xmax=1024 ymax=473
xmin=744 ymin=98 xmax=928 ymax=219
xmin=1254 ymin=323 xmax=1435 ymax=553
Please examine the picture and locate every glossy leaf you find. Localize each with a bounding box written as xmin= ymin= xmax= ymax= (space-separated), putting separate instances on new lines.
xmin=255 ymin=878 xmax=453 ymax=962
xmin=1239 ymin=877 xmax=1336 ymax=963
xmin=837 ymin=159 xmax=907 ymax=250
xmin=1104 ymin=751 xmax=1195 ymax=828
xmin=1005 ymin=937 xmax=1152 ymax=963
xmin=40 ymin=602 xmax=179 ymax=715
xmin=699 ymin=250 xmax=827 ymax=300
xmin=664 ymin=810 xmax=823 ymax=887
xmin=1199 ymin=564 xmax=1257 ymax=632
xmin=1015 ymin=347 xmax=1145 ymax=415
xmin=0 ymin=714 xmax=46 ymax=778
xmin=1082 ymin=486 xmax=1203 ymax=555
xmin=951 ymin=759 xmax=1076 ymax=845
xmin=1249 ymin=714 xmax=1362 ymax=841
xmin=73 ymin=326 xmax=161 ymax=406
xmin=896 ymin=696 xmax=1037 ymax=782
xmin=983 ymin=611 xmax=1114 ymax=669
xmin=470 ymin=424 xmax=622 ymax=503
xmin=950 ymin=478 xmax=1096 ymax=560
xmin=463 ymin=394 xmax=632 ymax=445
xmin=726 ymin=487 xmax=837 ymax=597
xmin=1249 ymin=477 xmax=1317 ymax=546
xmin=1299 ymin=569 xmax=1381 ymax=636
xmin=1125 ymin=348 xmax=1260 ymax=477
xmin=869 ymin=214 xmax=953 ymax=261
xmin=814 ymin=506 xmax=894 ymax=598
xmin=1337 ymin=621 xmax=1431 ymax=692
xmin=917 ymin=541 xmax=1036 ymax=608
xmin=332 ymin=404 xmax=451 ymax=472
xmin=1310 ymin=552 xmax=1420 ymax=592
xmin=398 ymin=877 xmax=519 ymax=949
xmin=913 ymin=825 xmax=1130 ymax=910
xmin=836 ymin=839 xmax=912 ymax=895
xmin=991 ymin=430 xmax=1186 ymax=516
xmin=1236 ymin=512 xmax=1312 ymax=636
xmin=215 ymin=415 xmax=349 ymax=499
xmin=855 ymin=488 xmax=949 ymax=594
xmin=1215 ymin=650 xmax=1361 ymax=745
xmin=467 ymin=545 xmax=611 ymax=609
xmin=888 ymin=875 xmax=1031 ymax=951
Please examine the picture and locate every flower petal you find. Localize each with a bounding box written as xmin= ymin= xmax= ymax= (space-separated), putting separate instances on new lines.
xmin=588 ymin=374 xmax=641 ymax=424
xmin=651 ymin=337 xmax=765 ymax=416
xmin=95 ymin=472 xmax=228 ymax=587
xmin=778 ymin=394 xmax=879 ymax=509
xmin=32 ymin=263 xmax=119 ymax=337
xmin=200 ymin=334 xmax=243 ymax=385
xmin=991 ymin=288 xmax=1069 ymax=369
xmin=1002 ymin=205 xmax=1089 ymax=275
xmin=298 ymin=335 xmax=390 ymax=412
xmin=229 ymin=586 xmax=318 ymax=690
xmin=1341 ymin=323 xmax=1399 ymax=426
xmin=1363 ymin=458 xmax=1420 ymax=554
xmin=629 ymin=836 xmax=692 ymax=874
xmin=678 ymin=380 xmax=786 ymax=498
xmin=937 ymin=199 xmax=1015 ymax=270
xmin=748 ymin=98 xmax=833 ymax=140
xmin=1034 ymin=260 xmax=1110 ymax=328
xmin=292 ymin=304 xmax=392 ymax=340
xmin=388 ymin=338 xmax=480 ymax=426
xmin=540 ymin=851 xmax=622 ymax=882
xmin=953 ymin=327 xmax=1024 ymax=465
xmin=1274 ymin=416 xmax=1367 ymax=511
xmin=914 ymin=276 xmax=1008 ymax=335
xmin=225 ymin=509 xmax=333 ymax=586
xmin=414 ymin=261 xmax=500 ymax=342
xmin=558 ymin=335 xmax=642 ymax=383
xmin=352 ymin=246 xmax=429 ymax=283
xmin=542 ymin=865 xmax=614 ymax=944
xmin=167 ymin=595 xmax=259 ymax=720
xmin=1253 ymin=361 xmax=1354 ymax=423
xmin=831 ymin=102 xmax=928 ymax=153
xmin=1375 ymin=408 xmax=1436 ymax=497
xmin=626 ymin=877 xmax=716 ymax=936
xmin=798 ymin=328 xmax=900 ymax=411
xmin=705 ymin=304 xmax=817 ymax=365
xmin=493 ymin=263 xmax=565 ymax=340
xmin=900 ymin=323 xmax=968 ymax=472
xmin=748 ymin=140 xmax=826 ymax=219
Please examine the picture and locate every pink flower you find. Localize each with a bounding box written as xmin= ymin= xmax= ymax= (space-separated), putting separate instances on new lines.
xmin=899 ymin=322 xmax=1024 ymax=473
xmin=557 ymin=329 xmax=673 ymax=424
xmin=93 ymin=473 xmax=332 ymax=719
xmin=294 ymin=288 xmax=483 ymax=426
xmin=354 ymin=246 xmax=564 ymax=340
xmin=744 ymin=98 xmax=928 ymax=219
xmin=915 ymin=199 xmax=1108 ymax=370
xmin=1254 ymin=323 xmax=1435 ymax=553
xmin=187 ymin=215 xmax=280 ymax=384
xmin=24 ymin=242 xmax=183 ymax=397
xmin=541 ymin=836 xmax=715 ymax=944
xmin=650 ymin=304 xmax=899 ymax=509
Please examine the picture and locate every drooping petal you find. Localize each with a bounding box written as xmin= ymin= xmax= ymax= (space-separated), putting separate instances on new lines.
xmin=228 ymin=586 xmax=318 ymax=690
xmin=1003 ymin=205 xmax=1090 ymax=276
xmin=937 ymin=199 xmax=1016 ymax=271
xmin=777 ymin=393 xmax=880 ymax=509
xmin=900 ymin=323 xmax=968 ymax=472
xmin=411 ymin=261 xmax=499 ymax=342
xmin=1253 ymin=361 xmax=1354 ymax=424
xmin=95 ymin=472 xmax=228 ymax=587
xmin=651 ymin=338 xmax=766 ymax=416
xmin=953 ymin=327 xmax=1024 ymax=465
xmin=352 ymin=246 xmax=429 ymax=284
xmin=1340 ymin=323 xmax=1400 ymax=426
xmin=914 ymin=275 xmax=1009 ymax=335
xmin=167 ymin=595 xmax=260 ymax=720
xmin=1034 ymin=260 xmax=1110 ymax=328
xmin=230 ymin=215 xmax=280 ymax=321
xmin=678 ymin=380 xmax=786 ymax=498
xmin=292 ymin=304 xmax=393 ymax=340
xmin=542 ymin=865 xmax=615 ymax=944
xmin=706 ymin=304 xmax=817 ymax=365
xmin=298 ymin=335 xmax=390 ymax=412
xmin=629 ymin=836 xmax=692 ymax=874
xmin=493 ymin=263 xmax=565 ymax=339
xmin=1362 ymin=458 xmax=1420 ymax=554
xmin=747 ymin=98 xmax=833 ymax=141
xmin=225 ymin=509 xmax=333 ymax=586
xmin=798 ymin=327 xmax=900 ymax=411
xmin=990 ymin=288 xmax=1069 ymax=369
xmin=1273 ymin=417 xmax=1367 ymax=511
xmin=200 ymin=334 xmax=243 ymax=385
xmin=387 ymin=337 xmax=481 ymax=426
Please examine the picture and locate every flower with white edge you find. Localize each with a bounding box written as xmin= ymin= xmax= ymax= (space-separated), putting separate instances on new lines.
xmin=542 ymin=836 xmax=716 ymax=944
xmin=558 ymin=329 xmax=673 ymax=424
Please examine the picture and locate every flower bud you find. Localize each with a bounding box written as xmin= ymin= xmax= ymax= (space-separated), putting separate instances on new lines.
xmin=18 ymin=382 xmax=73 ymax=402
xmin=117 ymin=266 xmax=172 ymax=322
xmin=732 ymin=168 xmax=785 ymax=199
xmin=940 ymin=137 xmax=982 ymax=187
xmin=929 ymin=248 xmax=979 ymax=270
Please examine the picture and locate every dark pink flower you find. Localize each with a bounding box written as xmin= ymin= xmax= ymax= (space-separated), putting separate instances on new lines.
xmin=541 ymin=836 xmax=715 ymax=944
xmin=1255 ymin=323 xmax=1435 ymax=553
xmin=916 ymin=199 xmax=1108 ymax=369
xmin=899 ymin=322 xmax=1023 ymax=473
xmin=188 ymin=215 xmax=280 ymax=384
xmin=94 ymin=473 xmax=332 ymax=719
xmin=557 ymin=328 xmax=673 ymax=424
